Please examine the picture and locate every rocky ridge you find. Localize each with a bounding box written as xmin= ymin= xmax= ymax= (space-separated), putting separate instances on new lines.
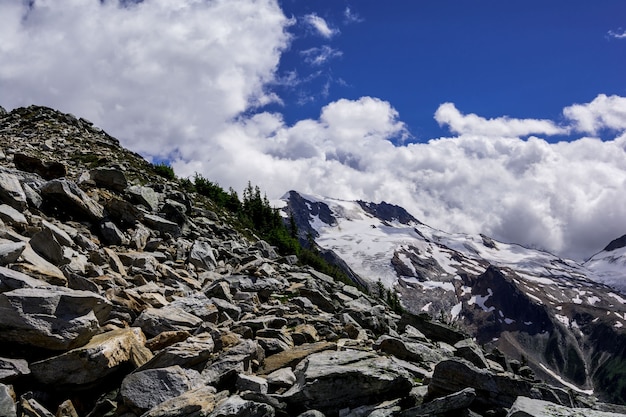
xmin=0 ymin=105 xmax=625 ymax=417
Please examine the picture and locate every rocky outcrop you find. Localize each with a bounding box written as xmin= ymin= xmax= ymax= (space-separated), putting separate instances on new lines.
xmin=0 ymin=105 xmax=624 ymax=417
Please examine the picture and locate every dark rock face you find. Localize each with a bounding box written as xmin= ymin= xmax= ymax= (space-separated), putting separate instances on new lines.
xmin=603 ymin=234 xmax=626 ymax=252
xmin=357 ymin=200 xmax=420 ymax=225
xmin=0 ymin=106 xmax=625 ymax=416
xmin=13 ymin=153 xmax=66 ymax=180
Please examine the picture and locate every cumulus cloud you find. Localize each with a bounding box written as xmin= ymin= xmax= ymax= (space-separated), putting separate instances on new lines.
xmin=169 ymin=94 xmax=626 ymax=261
xmin=563 ymin=94 xmax=626 ymax=134
xmin=435 ymin=102 xmax=567 ymax=137
xmin=0 ymin=0 xmax=291 ymax=157
xmin=300 ymin=45 xmax=343 ymax=66
xmin=303 ymin=13 xmax=339 ymax=38
xmin=3 ymin=1 xmax=626 ymax=261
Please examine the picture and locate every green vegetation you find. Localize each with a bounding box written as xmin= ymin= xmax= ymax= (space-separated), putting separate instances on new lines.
xmin=152 ymin=162 xmax=176 ymax=180
xmin=187 ymin=174 xmax=364 ymax=291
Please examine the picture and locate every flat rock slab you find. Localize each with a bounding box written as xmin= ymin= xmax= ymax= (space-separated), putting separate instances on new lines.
xmin=40 ymin=179 xmax=104 ymax=221
xmin=282 ymin=349 xmax=413 ymax=414
xmin=120 ymin=365 xmax=204 ymax=414
xmin=260 ymin=342 xmax=336 ymax=375
xmin=30 ymin=327 xmax=152 ymax=386
xmin=0 ymin=286 xmax=111 ymax=350
xmin=507 ymin=396 xmax=626 ymax=417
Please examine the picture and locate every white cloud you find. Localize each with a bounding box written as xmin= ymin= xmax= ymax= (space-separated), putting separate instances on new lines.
xmin=343 ymin=7 xmax=363 ymax=24
xmin=3 ymin=1 xmax=626 ymax=262
xmin=300 ymin=45 xmax=343 ymax=66
xmin=563 ymin=94 xmax=626 ymax=135
xmin=435 ymin=102 xmax=567 ymax=137
xmin=608 ymin=29 xmax=626 ymax=39
xmin=0 ymin=0 xmax=291 ymax=157
xmin=303 ymin=13 xmax=339 ymax=39
xmin=174 ymin=95 xmax=626 ymax=261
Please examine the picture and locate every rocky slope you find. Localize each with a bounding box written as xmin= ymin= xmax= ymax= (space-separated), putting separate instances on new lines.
xmin=281 ymin=191 xmax=626 ymax=406
xmin=1 ymin=105 xmax=626 ymax=417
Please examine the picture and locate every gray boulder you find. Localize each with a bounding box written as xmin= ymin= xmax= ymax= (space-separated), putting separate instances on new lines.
xmin=132 ymin=306 xmax=203 ymax=338
xmin=399 ymin=387 xmax=476 ymax=417
xmin=374 ymin=335 xmax=444 ymax=366
xmin=140 ymin=333 xmax=215 ymax=370
xmin=454 ymin=339 xmax=489 ymax=369
xmin=282 ymin=349 xmax=413 ymax=415
xmin=120 ymin=365 xmax=204 ymax=414
xmin=0 ymin=173 xmax=27 ymax=210
xmin=428 ymin=358 xmax=535 ymax=410
xmin=0 ymin=357 xmax=30 ymax=381
xmin=0 ymin=383 xmax=16 ymax=417
xmin=189 ymin=240 xmax=218 ymax=271
xmin=0 ymin=241 xmax=26 ymax=265
xmin=507 ymin=396 xmax=626 ymax=417
xmin=128 ymin=185 xmax=161 ymax=212
xmin=0 ymin=286 xmax=111 ymax=350
xmin=83 ymin=167 xmax=128 ymax=192
xmin=0 ymin=266 xmax=47 ymax=292
xmin=0 ymin=204 xmax=27 ymax=227
xmin=143 ymin=213 xmax=181 ymax=237
xmin=141 ymin=386 xmax=223 ymax=417
xmin=40 ymin=179 xmax=105 ymax=221
xmin=208 ymin=395 xmax=275 ymax=417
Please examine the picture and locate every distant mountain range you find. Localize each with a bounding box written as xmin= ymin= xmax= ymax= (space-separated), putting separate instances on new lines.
xmin=281 ymin=190 xmax=626 ymax=403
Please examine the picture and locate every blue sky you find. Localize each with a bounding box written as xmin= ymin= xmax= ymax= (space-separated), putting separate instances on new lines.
xmin=271 ymin=0 xmax=626 ymax=142
xmin=1 ymin=0 xmax=626 ymax=260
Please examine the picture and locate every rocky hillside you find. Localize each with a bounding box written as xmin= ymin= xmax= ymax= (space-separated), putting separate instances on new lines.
xmin=281 ymin=191 xmax=626 ymax=407
xmin=1 ymin=105 xmax=626 ymax=417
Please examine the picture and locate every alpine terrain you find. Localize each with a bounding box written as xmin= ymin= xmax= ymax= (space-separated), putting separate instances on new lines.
xmin=281 ymin=190 xmax=626 ymax=406
xmin=1 ymin=104 xmax=626 ymax=416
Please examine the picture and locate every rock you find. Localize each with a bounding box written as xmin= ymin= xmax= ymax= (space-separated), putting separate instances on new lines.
xmin=40 ymin=219 xmax=74 ymax=247
xmin=13 ymin=153 xmax=66 ymax=180
xmin=13 ymin=243 xmax=67 ymax=285
xmin=298 ymin=288 xmax=336 ymax=313
xmin=132 ymin=306 xmax=203 ymax=338
xmin=0 ymin=286 xmax=111 ymax=350
xmin=29 ymin=228 xmax=67 ymax=265
xmin=237 ymin=373 xmax=269 ymax=394
xmin=0 ymin=383 xmax=16 ymax=417
xmin=141 ymin=386 xmax=222 ymax=417
xmin=202 ymin=340 xmax=265 ymax=387
xmin=261 ymin=342 xmax=336 ymax=375
xmin=0 ymin=241 xmax=26 ymax=265
xmin=0 ymin=173 xmax=27 ymax=210
xmin=0 ymin=204 xmax=27 ymax=227
xmin=106 ymin=198 xmax=144 ymax=229
xmin=296 ymin=411 xmax=325 ymax=417
xmin=19 ymin=391 xmax=54 ymax=417
xmin=99 ymin=219 xmax=128 ymax=246
xmin=205 ymin=280 xmax=233 ymax=302
xmin=128 ymin=185 xmax=161 ymax=212
xmin=54 ymin=400 xmax=79 ymax=417
xmin=120 ymin=365 xmax=204 ymax=414
xmin=507 ymin=396 xmax=626 ymax=417
xmin=40 ymin=179 xmax=104 ymax=221
xmin=454 ymin=339 xmax=490 ymax=369
xmin=30 ymin=327 xmax=152 ymax=386
xmin=282 ymin=349 xmax=413 ymax=415
xmin=83 ymin=167 xmax=127 ymax=192
xmin=0 ymin=357 xmax=30 ymax=381
xmin=140 ymin=333 xmax=215 ymax=370
xmin=266 ymin=368 xmax=296 ymax=388
xmin=209 ymin=395 xmax=275 ymax=417
xmin=0 ymin=265 xmax=47 ymax=292
xmin=374 ymin=335 xmax=444 ymax=366
xmin=189 ymin=240 xmax=217 ymax=271
xmin=428 ymin=358 xmax=535 ymax=410
xmin=211 ymin=297 xmax=242 ymax=322
xmin=398 ymin=387 xmax=476 ymax=417
xmin=169 ymin=294 xmax=219 ymax=323
xmin=143 ymin=213 xmax=181 ymax=237
xmin=256 ymin=328 xmax=294 ymax=355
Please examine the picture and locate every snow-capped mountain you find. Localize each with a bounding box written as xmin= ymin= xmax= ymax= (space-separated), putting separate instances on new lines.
xmin=585 ymin=234 xmax=626 ymax=293
xmin=280 ymin=190 xmax=626 ymax=404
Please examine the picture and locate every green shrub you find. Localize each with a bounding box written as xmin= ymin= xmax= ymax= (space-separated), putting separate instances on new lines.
xmin=152 ymin=162 xmax=176 ymax=180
